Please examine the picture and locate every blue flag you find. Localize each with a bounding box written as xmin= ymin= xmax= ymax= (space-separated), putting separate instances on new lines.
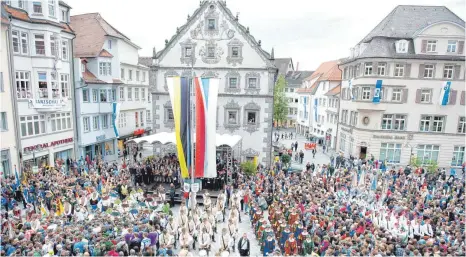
xmin=314 ymin=98 xmax=318 ymax=122
xmin=439 ymin=81 xmax=451 ymax=106
xmin=373 ymin=80 xmax=382 ymax=103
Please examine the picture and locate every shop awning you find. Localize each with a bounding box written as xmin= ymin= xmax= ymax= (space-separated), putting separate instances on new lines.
xmin=125 ymin=132 xmax=242 ymax=148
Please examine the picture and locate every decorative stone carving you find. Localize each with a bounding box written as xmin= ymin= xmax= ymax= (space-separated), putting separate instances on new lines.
xmin=163 ymin=101 xmax=174 ymax=129
xmin=199 ymin=40 xmax=224 ymax=64
xmin=241 ymin=148 xmax=259 ymax=157
xmin=223 ymin=99 xmax=241 ymax=133
xmin=226 ymin=38 xmax=244 ymax=66
xmin=201 ymin=70 xmax=219 ymax=78
xmin=163 ymin=101 xmax=172 ymax=108
xmin=164 ymin=70 xmax=179 ymax=91
xmin=181 ymin=70 xmax=196 ymax=78
xmin=244 ymin=72 xmax=261 ymax=94
xmin=224 ymin=70 xmax=241 ymax=93
xmin=179 ymin=39 xmax=197 ymax=66
xmin=204 ymin=4 xmax=220 ymax=37
xmin=268 ymin=71 xmax=275 ymax=94
xmin=244 ymin=101 xmax=261 ymax=111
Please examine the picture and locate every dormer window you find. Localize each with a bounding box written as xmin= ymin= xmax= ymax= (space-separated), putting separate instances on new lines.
xmin=426 ymin=40 xmax=437 ymax=52
xmin=396 ymin=40 xmax=408 ymax=53
xmin=33 ymin=1 xmax=43 ymax=14
xmin=447 ymin=40 xmax=457 ymax=53
xmin=208 ymin=19 xmax=216 ymax=30
xmin=18 ymin=0 xmax=24 ymax=9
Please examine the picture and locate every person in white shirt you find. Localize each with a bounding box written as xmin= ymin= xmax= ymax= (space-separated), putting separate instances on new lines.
xmin=421 ymin=219 xmax=434 ymax=238
xmin=220 ymin=228 xmax=230 ymax=252
xmin=412 ymin=219 xmax=422 ymax=240
xmin=198 ymin=227 xmax=211 ymax=256
xmin=158 ymin=230 xmax=174 ymax=256
xmin=179 ymin=228 xmax=194 ymax=250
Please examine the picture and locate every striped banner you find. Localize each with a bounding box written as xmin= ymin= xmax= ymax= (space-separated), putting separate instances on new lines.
xmin=194 ymin=77 xmax=219 ymax=178
xmin=167 ymin=77 xmax=192 ymax=179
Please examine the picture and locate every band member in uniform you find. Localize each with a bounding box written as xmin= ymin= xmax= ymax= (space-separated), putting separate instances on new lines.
xmin=302 ymin=234 xmax=314 ymax=256
xmin=187 ymin=216 xmax=197 ymax=249
xmin=284 ymin=233 xmax=298 ymax=256
xmin=166 ymin=216 xmax=177 ymax=248
xmin=199 ymin=217 xmax=214 ymax=243
xmin=198 ymin=227 xmax=211 ymax=256
xmin=219 ymin=228 xmax=230 ymax=252
xmin=280 ymin=226 xmax=291 ymax=251
xmin=158 ymin=229 xmax=174 ymax=256
xmin=263 ymin=234 xmax=276 ymax=257
xmin=179 ymin=228 xmax=193 ymax=250
xmin=227 ymin=218 xmax=238 ymax=252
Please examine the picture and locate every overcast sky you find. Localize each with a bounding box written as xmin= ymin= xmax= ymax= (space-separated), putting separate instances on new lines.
xmin=67 ymin=0 xmax=465 ymax=70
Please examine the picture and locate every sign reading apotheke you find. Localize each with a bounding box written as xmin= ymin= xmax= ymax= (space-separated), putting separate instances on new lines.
xmin=373 ymin=135 xmax=405 ymax=140
xmin=24 ymin=138 xmax=73 ymax=152
xmin=28 ymin=99 xmax=67 ymax=109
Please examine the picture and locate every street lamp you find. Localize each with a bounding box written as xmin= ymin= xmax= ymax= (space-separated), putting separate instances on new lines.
xmin=404 ymin=143 xmax=416 ymax=165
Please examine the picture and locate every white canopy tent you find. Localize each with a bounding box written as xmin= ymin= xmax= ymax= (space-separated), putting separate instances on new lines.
xmin=125 ymin=132 xmax=242 ymax=148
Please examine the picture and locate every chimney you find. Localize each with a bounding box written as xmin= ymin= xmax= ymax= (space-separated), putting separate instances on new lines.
xmin=296 ymin=62 xmax=299 ymax=71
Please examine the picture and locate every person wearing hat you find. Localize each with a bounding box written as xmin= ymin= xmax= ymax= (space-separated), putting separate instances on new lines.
xmin=284 ymin=233 xmax=298 ymax=256
xmin=219 ymin=227 xmax=230 ymax=253
xmin=280 ymin=226 xmax=291 ymax=251
xmin=179 ymin=227 xmax=193 ymax=250
xmin=263 ymin=233 xmax=275 ymax=257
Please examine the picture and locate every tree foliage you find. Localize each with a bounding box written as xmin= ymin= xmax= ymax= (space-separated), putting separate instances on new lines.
xmin=410 ymin=157 xmax=438 ymax=173
xmin=240 ymin=161 xmax=257 ymax=176
xmin=281 ymin=154 xmax=291 ymax=167
xmin=273 ymin=75 xmax=289 ymax=126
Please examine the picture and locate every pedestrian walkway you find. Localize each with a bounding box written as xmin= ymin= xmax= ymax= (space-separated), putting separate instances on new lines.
xmin=274 ymin=132 xmax=332 ymax=166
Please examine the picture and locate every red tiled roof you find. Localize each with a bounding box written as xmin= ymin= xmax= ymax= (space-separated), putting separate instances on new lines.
xmin=325 ymin=85 xmax=341 ymax=96
xmin=1 ymin=17 xmax=9 ymax=24
xmin=305 ymin=60 xmax=341 ymax=82
xmin=82 ymin=69 xmax=105 ymax=84
xmin=99 ymin=49 xmax=113 ymax=57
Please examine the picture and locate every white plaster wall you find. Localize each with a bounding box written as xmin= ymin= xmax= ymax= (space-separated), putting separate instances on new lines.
xmin=118 ymin=40 xmax=139 ymax=65
xmin=414 ymin=23 xmax=465 ymax=55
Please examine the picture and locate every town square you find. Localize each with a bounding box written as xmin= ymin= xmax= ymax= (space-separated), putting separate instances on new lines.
xmin=0 ymin=0 xmax=465 ymax=256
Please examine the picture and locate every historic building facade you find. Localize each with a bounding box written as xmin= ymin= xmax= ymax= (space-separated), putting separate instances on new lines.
xmin=338 ymin=5 xmax=465 ymax=168
xmin=4 ymin=1 xmax=75 ymax=168
xmin=148 ymin=0 xmax=277 ymax=164
xmin=71 ymin=13 xmax=151 ymax=161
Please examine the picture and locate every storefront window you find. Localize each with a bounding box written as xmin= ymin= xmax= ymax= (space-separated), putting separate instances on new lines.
xmin=105 ymin=141 xmax=114 ymax=156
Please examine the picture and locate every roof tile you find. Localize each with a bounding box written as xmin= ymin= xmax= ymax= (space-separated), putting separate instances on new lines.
xmin=325 ymin=85 xmax=341 ymax=96
xmin=99 ymin=49 xmax=113 ymax=57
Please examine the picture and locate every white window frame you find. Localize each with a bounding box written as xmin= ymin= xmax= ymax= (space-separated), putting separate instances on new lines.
xmin=447 ymin=40 xmax=457 ymax=53
xmin=61 ymin=40 xmax=68 ymax=60
xmin=48 ymin=0 xmax=55 ymax=17
xmin=102 ymin=114 xmax=109 ymax=129
xmin=60 ymin=74 xmax=69 ymax=98
xmin=83 ymin=117 xmax=90 ymax=132
xmin=393 ymin=114 xmax=406 ymax=131
xmin=394 ymin=64 xmax=404 ymax=77
xmin=379 ymin=143 xmax=402 ymax=163
xmin=227 ymin=110 xmax=239 ymax=125
xmin=82 ymin=88 xmax=89 ymax=102
xmin=207 ymin=46 xmax=215 ymax=58
xmin=142 ymin=71 xmax=146 ymax=82
xmin=231 ymin=46 xmax=239 ymax=57
xmin=146 ymin=110 xmax=151 ymax=122
xmin=92 ymin=116 xmax=99 ymax=130
xmin=99 ymin=62 xmax=111 ymax=76
xmin=129 ymin=70 xmax=133 ymax=80
xmin=15 ymin=71 xmax=31 ymax=99
xmin=38 ymin=72 xmax=48 ymax=99
xmin=34 ymin=34 xmax=45 ymax=55
xmin=119 ymin=87 xmax=125 ymax=101
xmin=417 ymin=145 xmax=440 ymax=164
xmin=18 ymin=0 xmax=24 ymax=9
xmin=141 ymin=88 xmax=145 ymax=101
xmin=420 ymin=115 xmax=431 ymax=132
xmin=121 ymin=68 xmax=125 ymax=79
xmin=51 ymin=72 xmax=59 ymax=99
xmin=184 ymin=47 xmax=192 ymax=58
xmin=110 ymin=89 xmax=116 ymax=102
xmin=0 ymin=112 xmax=8 ymax=131
xmin=420 ymin=89 xmax=431 ymax=103
xmin=443 ymin=65 xmax=454 ymax=79
xmin=391 ymin=88 xmax=402 ymax=102
xmin=134 ymin=88 xmax=140 ymax=101
xmin=12 ymin=31 xmax=28 ymax=55
xmin=100 ymin=89 xmax=107 ymax=102
xmin=207 ymin=18 xmax=216 ymax=30
xmin=420 ymin=115 xmax=445 ymax=132
xmin=451 ymin=146 xmax=465 ymax=167
xmin=127 ymin=87 xmax=132 ymax=101
xmin=423 ymin=64 xmax=434 ymax=78
xmin=20 ymin=115 xmax=46 ymax=137
xmin=50 ymin=35 xmax=58 ymax=57
xmin=33 ymin=1 xmax=43 ymax=14
xmin=92 ymin=89 xmax=98 ymax=102
xmin=377 ymin=63 xmax=386 ymax=76
xmin=140 ymin=111 xmax=144 ymax=127
xmin=136 ymin=71 xmax=140 ymax=81
xmin=426 ymin=40 xmax=437 ymax=52
xmin=362 ymin=87 xmax=371 ymax=100
xmin=51 ymin=112 xmax=71 ymax=132
xmin=118 ymin=113 xmax=127 ymax=128
xmin=381 ymin=114 xmax=393 ymax=130
xmin=248 ymin=77 xmax=257 ymax=89
xmin=364 ymin=63 xmax=373 ymax=76
xmin=458 ymin=117 xmax=466 ymax=133
xmin=432 ymin=116 xmax=445 ymax=132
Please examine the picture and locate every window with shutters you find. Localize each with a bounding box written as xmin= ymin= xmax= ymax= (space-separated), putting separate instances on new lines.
xmin=423 ymin=64 xmax=434 ymax=78
xmin=377 ymin=63 xmax=386 ymax=76
xmin=452 ymin=146 xmax=465 ymax=166
xmin=443 ymin=65 xmax=454 ymax=79
xmin=362 ymin=87 xmax=371 ymax=100
xmin=447 ymin=40 xmax=457 ymax=53
xmin=394 ymin=64 xmax=404 ymax=77
xmin=364 ymin=63 xmax=372 ymax=76
xmin=426 ymin=40 xmax=437 ymax=52
xmin=420 ymin=89 xmax=431 ymax=103
xmin=391 ymin=89 xmax=402 ymax=102
xmin=458 ymin=117 xmax=466 ymax=133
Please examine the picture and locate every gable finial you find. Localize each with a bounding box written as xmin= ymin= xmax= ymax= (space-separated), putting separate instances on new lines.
xmin=235 ymin=12 xmax=239 ymax=21
xmin=200 ymin=0 xmax=202 ymax=6
xmin=246 ymin=27 xmax=249 ymax=33
xmin=165 ymin=39 xmax=169 ymax=46
xmin=176 ymin=27 xmax=180 ymax=33
xmin=187 ymin=14 xmax=190 ymax=21
xmin=258 ymin=40 xmax=261 ymax=47
xmin=152 ymin=47 xmax=156 ymax=59
xmin=270 ymin=47 xmax=274 ymax=60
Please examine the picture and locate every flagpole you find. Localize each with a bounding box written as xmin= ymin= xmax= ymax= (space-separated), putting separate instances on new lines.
xmin=190 ymin=53 xmax=195 ymax=203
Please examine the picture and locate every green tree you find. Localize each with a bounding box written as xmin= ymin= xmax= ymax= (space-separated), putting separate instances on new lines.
xmin=281 ymin=154 xmax=291 ymax=167
xmin=240 ymin=161 xmax=257 ymax=176
xmin=273 ymin=75 xmax=289 ymax=127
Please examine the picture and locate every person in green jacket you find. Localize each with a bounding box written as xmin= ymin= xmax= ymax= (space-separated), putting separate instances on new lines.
xmin=302 ymin=235 xmax=314 ymax=256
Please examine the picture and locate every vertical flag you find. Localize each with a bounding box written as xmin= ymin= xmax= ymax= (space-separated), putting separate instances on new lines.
xmin=112 ymin=102 xmax=120 ymax=137
xmin=14 ymin=165 xmax=20 ymax=188
xmin=167 ymin=77 xmax=192 ymax=179
xmin=439 ymin=81 xmax=451 ymax=106
xmin=194 ymin=77 xmax=219 ymax=178
xmin=313 ymin=98 xmax=318 ymax=122
xmin=303 ymin=96 xmax=307 ymax=119
xmin=349 ymin=78 xmax=354 ymax=100
xmin=373 ymin=80 xmax=382 ymax=103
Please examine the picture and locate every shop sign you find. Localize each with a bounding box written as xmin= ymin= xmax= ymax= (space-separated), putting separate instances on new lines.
xmin=96 ymin=135 xmax=106 ymax=142
xmin=24 ymin=138 xmax=73 ymax=153
xmin=341 ymin=126 xmax=353 ymax=134
xmin=372 ymin=135 xmax=405 ymax=140
xmin=28 ymin=98 xmax=67 ymax=109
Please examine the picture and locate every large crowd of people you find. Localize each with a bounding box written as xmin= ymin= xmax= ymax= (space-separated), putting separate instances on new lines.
xmin=1 ymin=142 xmax=465 ymax=257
